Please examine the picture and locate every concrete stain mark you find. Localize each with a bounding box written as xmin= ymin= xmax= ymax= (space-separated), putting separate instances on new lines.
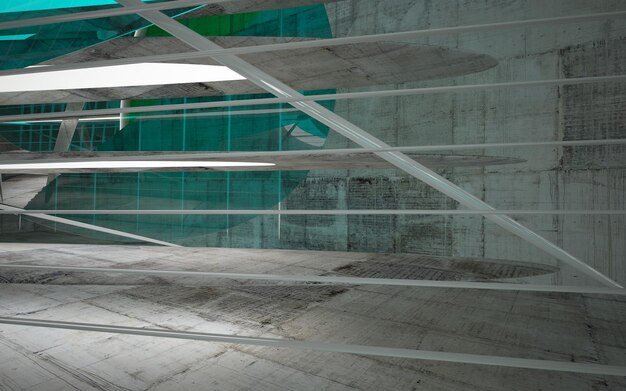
xmin=0 ymin=271 xmax=71 ymax=284
xmin=0 ymin=336 xmax=120 ymax=391
xmin=330 ymin=254 xmax=556 ymax=281
xmin=0 ymin=248 xmax=110 ymax=266
xmin=233 ymin=284 xmax=348 ymax=304
xmin=209 ymin=285 xmax=349 ymax=326
xmin=119 ymin=285 xmax=222 ymax=307
xmin=114 ymin=284 xmax=349 ymax=327
xmin=0 ymin=269 xmax=172 ymax=286
xmin=142 ymin=350 xmax=229 ymax=391
xmin=37 ymin=352 xmax=135 ymax=391
xmin=560 ymin=38 xmax=626 ymax=170
xmin=83 ymin=297 xmax=182 ymax=332
xmin=229 ymin=346 xmax=364 ymax=391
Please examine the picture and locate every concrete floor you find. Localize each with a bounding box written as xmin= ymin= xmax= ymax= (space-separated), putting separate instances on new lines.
xmin=0 ymin=245 xmax=624 ymax=390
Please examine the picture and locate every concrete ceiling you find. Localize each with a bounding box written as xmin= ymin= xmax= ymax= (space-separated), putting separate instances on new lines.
xmin=0 ymin=37 xmax=498 ymax=104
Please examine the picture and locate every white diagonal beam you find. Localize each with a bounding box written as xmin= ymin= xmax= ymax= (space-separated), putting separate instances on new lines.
xmin=0 ymin=317 xmax=625 ymax=375
xmin=0 ymin=203 xmax=179 ymax=247
xmin=118 ymin=0 xmax=621 ymax=288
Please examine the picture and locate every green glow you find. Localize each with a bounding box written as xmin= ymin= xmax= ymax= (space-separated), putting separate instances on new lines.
xmin=0 ymin=34 xmax=35 ymax=40
xmin=0 ymin=0 xmax=154 ymax=13
xmin=7 ymin=4 xmax=336 ymax=245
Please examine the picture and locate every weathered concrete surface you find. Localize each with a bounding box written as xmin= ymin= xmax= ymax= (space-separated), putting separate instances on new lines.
xmin=1 ymin=1 xmax=622 ymax=287
xmin=265 ymin=0 xmax=626 ymax=286
xmin=0 ymin=37 xmax=497 ymax=104
xmin=0 ymin=245 xmax=624 ymax=390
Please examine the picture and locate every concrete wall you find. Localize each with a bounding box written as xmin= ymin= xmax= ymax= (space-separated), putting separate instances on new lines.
xmin=272 ymin=0 xmax=626 ymax=285
xmin=1 ymin=1 xmax=624 ymax=286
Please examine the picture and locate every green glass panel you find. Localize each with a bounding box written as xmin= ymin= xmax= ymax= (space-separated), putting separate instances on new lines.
xmin=0 ymin=101 xmax=120 ymax=152
xmin=0 ymin=17 xmax=149 ymax=70
xmin=0 ymin=3 xmax=203 ymax=70
xmin=23 ymin=4 xmax=336 ymax=245
xmin=145 ymin=4 xmax=332 ymax=38
xmin=1 ymin=0 xmax=156 ymax=13
xmin=0 ymin=34 xmax=35 ymax=40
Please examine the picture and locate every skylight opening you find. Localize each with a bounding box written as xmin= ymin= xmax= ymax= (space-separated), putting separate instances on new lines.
xmin=0 ymin=34 xmax=35 ymax=41
xmin=0 ymin=63 xmax=246 ymax=93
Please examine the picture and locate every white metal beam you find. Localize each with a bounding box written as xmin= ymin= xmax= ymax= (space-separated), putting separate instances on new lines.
xmin=0 ymin=317 xmax=624 ymax=375
xmin=1 ymin=11 xmax=625 ymax=77
xmin=1 ymin=75 xmax=624 ymax=123
xmin=0 ymin=203 xmax=179 ymax=247
xmin=118 ymin=0 xmax=621 ymax=288
xmin=0 ymin=263 xmax=624 ymax=295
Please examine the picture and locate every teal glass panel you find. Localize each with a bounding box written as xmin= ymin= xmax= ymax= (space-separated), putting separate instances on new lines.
xmin=22 ymin=4 xmax=336 ymax=245
xmin=0 ymin=34 xmax=35 ymax=40
xmin=1 ymin=0 xmax=155 ymax=13
xmin=0 ymin=16 xmax=149 ymax=70
xmin=144 ymin=4 xmax=333 ymax=38
xmin=0 ymin=101 xmax=120 ymax=152
xmin=0 ymin=3 xmax=202 ymax=70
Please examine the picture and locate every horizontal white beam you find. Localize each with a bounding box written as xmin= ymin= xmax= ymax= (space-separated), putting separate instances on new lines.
xmin=1 ymin=10 xmax=625 ymax=77
xmin=0 ymin=139 xmax=623 ymax=164
xmin=1 ymin=264 xmax=624 ymax=295
xmin=0 ymin=209 xmax=624 ymax=216
xmin=0 ymin=0 xmax=228 ymax=30
xmin=0 ymin=317 xmax=624 ymax=375
xmin=0 ymin=203 xmax=179 ymax=247
xmin=1 ymin=75 xmax=623 ymax=123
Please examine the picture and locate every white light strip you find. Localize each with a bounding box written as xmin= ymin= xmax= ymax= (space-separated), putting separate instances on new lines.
xmin=0 ymin=63 xmax=245 ymax=93
xmin=0 ymin=317 xmax=624 ymax=375
xmin=0 ymin=161 xmax=274 ymax=171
